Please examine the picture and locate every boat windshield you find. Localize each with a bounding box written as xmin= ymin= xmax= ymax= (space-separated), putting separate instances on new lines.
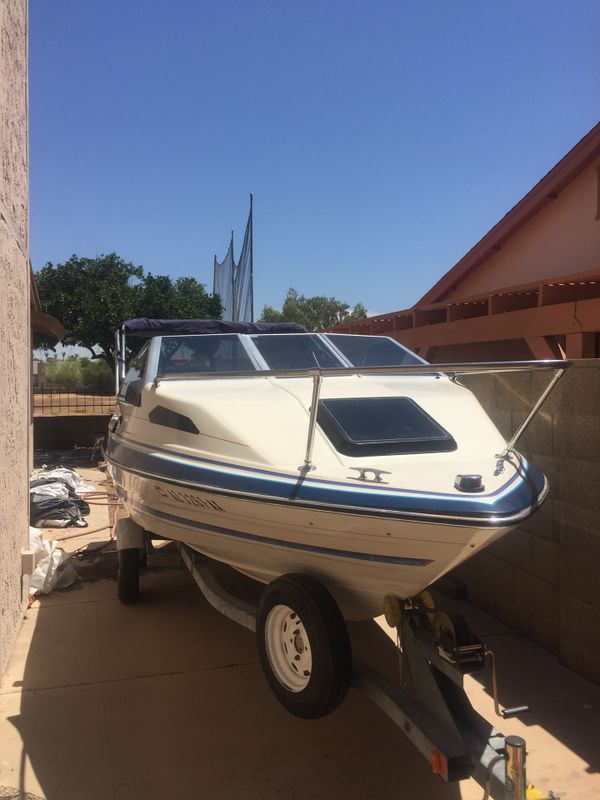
xmin=251 ymin=334 xmax=343 ymax=370
xmin=324 ymin=334 xmax=425 ymax=367
xmin=154 ymin=332 xmax=426 ymax=376
xmin=157 ymin=334 xmax=256 ymax=375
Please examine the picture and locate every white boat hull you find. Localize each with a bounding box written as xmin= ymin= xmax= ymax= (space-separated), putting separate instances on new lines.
xmin=113 ymin=465 xmax=512 ymax=620
xmin=107 ymin=328 xmax=551 ymax=621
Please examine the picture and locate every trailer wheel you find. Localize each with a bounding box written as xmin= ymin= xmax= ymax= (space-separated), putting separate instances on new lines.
xmin=257 ymin=574 xmax=352 ymax=719
xmin=118 ymin=547 xmax=140 ymax=605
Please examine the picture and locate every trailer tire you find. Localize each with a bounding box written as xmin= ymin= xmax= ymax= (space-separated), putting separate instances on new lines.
xmin=118 ymin=547 xmax=140 ymax=605
xmin=257 ymin=574 xmax=352 ymax=719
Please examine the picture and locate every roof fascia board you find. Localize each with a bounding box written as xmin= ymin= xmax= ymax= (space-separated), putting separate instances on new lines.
xmin=397 ymin=296 xmax=600 ymax=351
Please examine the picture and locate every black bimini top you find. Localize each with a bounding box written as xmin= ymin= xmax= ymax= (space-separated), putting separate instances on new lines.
xmin=120 ymin=318 xmax=307 ymax=337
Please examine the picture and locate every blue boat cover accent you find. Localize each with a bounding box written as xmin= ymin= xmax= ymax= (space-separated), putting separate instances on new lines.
xmin=120 ymin=319 xmax=307 ymax=337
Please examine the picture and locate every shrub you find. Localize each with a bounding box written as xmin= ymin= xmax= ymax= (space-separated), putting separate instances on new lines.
xmin=44 ymin=356 xmax=114 ymax=393
xmin=79 ymin=358 xmax=114 ymax=393
xmin=44 ymin=357 xmax=82 ymax=389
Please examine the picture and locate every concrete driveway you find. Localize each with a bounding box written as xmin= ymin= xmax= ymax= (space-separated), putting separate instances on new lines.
xmin=1 ymin=467 xmax=599 ymax=799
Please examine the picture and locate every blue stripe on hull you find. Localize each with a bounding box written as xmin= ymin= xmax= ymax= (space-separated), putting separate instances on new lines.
xmin=106 ymin=435 xmax=545 ymax=523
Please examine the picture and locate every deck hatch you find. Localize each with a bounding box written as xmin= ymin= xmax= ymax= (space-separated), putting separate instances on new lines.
xmin=317 ymin=397 xmax=456 ymax=456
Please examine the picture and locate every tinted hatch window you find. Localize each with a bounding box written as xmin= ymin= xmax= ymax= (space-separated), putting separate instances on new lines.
xmin=318 ymin=396 xmax=456 ymax=456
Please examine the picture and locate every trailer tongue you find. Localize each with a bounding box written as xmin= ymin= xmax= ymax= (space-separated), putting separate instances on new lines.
xmin=175 ymin=544 xmax=559 ymax=800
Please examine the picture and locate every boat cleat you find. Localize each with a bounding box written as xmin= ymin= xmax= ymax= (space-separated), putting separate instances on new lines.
xmin=348 ymin=466 xmax=392 ymax=484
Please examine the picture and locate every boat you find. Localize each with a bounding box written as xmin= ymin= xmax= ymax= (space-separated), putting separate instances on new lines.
xmin=105 ymin=318 xmax=565 ymax=622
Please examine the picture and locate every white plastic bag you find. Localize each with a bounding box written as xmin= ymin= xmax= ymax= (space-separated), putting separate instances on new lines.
xmin=29 ymin=527 xmax=79 ymax=595
xmin=29 ymin=482 xmax=69 ymax=501
xmin=33 ymin=467 xmax=96 ymax=494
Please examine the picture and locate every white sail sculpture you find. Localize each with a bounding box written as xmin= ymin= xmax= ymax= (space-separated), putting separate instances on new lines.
xmin=213 ymin=195 xmax=254 ymax=322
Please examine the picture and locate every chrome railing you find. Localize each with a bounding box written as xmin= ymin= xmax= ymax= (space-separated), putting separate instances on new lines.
xmin=153 ymin=358 xmax=571 ymax=382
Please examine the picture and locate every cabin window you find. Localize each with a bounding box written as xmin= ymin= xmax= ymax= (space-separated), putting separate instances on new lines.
xmin=157 ymin=335 xmax=255 ymax=375
xmin=325 ymin=334 xmax=424 ymax=368
xmin=317 ymin=396 xmax=456 ymax=456
xmin=118 ymin=343 xmax=150 ymax=406
xmin=251 ymin=334 xmax=343 ymax=370
xmin=148 ymin=405 xmax=200 ymax=434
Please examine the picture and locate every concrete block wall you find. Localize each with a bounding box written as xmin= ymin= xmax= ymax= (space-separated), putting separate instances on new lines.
xmin=452 ymin=362 xmax=600 ymax=684
xmin=0 ymin=0 xmax=29 ymax=675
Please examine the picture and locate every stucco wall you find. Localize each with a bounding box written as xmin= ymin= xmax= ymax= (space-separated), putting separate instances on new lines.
xmin=446 ymin=160 xmax=600 ymax=299
xmin=0 ymin=0 xmax=29 ymax=675
xmin=451 ymin=363 xmax=600 ymax=685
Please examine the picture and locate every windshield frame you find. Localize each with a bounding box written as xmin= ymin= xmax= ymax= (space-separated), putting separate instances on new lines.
xmin=323 ymin=333 xmax=429 ymax=368
xmin=151 ymin=333 xmax=264 ymax=378
xmin=247 ymin=333 xmax=349 ymax=371
xmin=141 ymin=332 xmax=429 ymax=382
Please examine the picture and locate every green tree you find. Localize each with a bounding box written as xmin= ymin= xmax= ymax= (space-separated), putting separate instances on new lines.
xmin=135 ymin=274 xmax=222 ymax=320
xmin=44 ymin=356 xmax=82 ymax=389
xmin=260 ymin=288 xmax=367 ymax=331
xmin=35 ymin=253 xmax=222 ymax=370
xmin=44 ymin=355 xmax=114 ymax=392
xmin=79 ymin=357 xmax=114 ymax=393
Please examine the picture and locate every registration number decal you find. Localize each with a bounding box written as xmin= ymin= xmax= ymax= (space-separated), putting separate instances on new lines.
xmin=154 ymin=485 xmax=225 ymax=512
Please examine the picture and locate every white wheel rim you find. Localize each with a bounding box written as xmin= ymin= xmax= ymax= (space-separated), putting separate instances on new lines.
xmin=264 ymin=604 xmax=312 ymax=692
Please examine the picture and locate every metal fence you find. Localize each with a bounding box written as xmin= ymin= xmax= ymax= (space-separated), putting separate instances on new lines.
xmin=33 ymin=385 xmax=116 ymax=416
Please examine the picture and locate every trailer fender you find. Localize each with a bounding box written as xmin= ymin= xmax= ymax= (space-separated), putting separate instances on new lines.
xmin=115 ymin=516 xmax=145 ymax=550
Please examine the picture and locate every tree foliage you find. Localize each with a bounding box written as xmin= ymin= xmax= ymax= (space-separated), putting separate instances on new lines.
xmin=79 ymin=357 xmax=115 ymax=392
xmin=260 ymin=288 xmax=367 ymax=331
xmin=35 ymin=253 xmax=222 ymax=369
xmin=44 ymin=356 xmax=82 ymax=390
xmin=44 ymin=356 xmax=114 ymax=393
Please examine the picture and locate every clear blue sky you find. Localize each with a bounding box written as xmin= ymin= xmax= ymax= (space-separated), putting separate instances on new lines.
xmin=30 ymin=0 xmax=599 ymax=318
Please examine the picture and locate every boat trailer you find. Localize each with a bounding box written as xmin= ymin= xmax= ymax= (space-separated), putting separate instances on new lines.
xmin=171 ymin=543 xmax=558 ymax=800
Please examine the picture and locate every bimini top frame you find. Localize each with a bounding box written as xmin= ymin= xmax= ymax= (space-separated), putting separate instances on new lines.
xmin=114 ymin=318 xmax=307 ymax=392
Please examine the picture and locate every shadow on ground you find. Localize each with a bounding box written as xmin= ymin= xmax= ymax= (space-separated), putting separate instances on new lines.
xmin=33 ymin=446 xmax=99 ymax=470
xmin=4 ymin=554 xmax=468 ymax=800
xmin=5 ymin=547 xmax=600 ymax=799
xmin=435 ymin=590 xmax=600 ymax=787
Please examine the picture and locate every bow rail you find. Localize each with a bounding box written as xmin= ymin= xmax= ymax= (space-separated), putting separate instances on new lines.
xmin=151 ymin=359 xmax=574 ymax=473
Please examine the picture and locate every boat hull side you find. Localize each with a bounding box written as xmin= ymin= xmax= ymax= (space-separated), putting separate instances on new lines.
xmin=110 ymin=462 xmax=516 ymax=620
